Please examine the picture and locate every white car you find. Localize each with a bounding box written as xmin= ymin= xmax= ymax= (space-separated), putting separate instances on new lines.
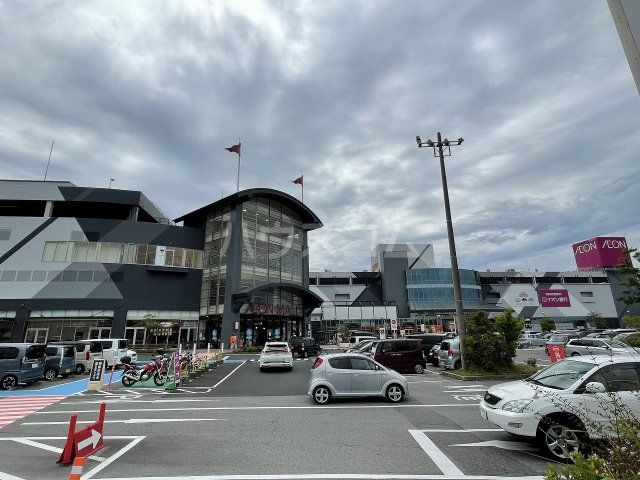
xmin=479 ymin=354 xmax=640 ymax=462
xmin=259 ymin=342 xmax=293 ymax=371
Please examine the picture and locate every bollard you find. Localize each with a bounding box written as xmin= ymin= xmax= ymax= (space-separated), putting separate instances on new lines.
xmin=67 ymin=456 xmax=86 ymax=480
xmin=107 ymin=362 xmax=116 ymax=392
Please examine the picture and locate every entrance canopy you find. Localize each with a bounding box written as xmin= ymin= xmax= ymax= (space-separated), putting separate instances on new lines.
xmin=232 ymin=283 xmax=323 ymax=316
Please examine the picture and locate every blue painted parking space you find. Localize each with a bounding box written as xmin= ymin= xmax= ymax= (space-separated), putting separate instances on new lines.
xmin=0 ymin=371 xmax=122 ymax=397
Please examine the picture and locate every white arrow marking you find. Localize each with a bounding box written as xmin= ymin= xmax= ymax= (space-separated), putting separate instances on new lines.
xmin=451 ymin=439 xmax=537 ymax=451
xmin=77 ymin=428 xmax=101 ymax=450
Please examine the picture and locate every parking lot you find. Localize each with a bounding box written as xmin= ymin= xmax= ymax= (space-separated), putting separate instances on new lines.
xmin=0 ymin=354 xmax=551 ymax=480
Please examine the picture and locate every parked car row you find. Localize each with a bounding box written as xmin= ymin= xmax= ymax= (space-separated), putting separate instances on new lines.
xmin=0 ymin=338 xmax=133 ymax=390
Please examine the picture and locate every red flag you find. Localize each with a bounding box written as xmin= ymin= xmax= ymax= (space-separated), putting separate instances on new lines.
xmin=225 ymin=144 xmax=241 ymax=155
xmin=292 ymin=176 xmax=303 ymax=185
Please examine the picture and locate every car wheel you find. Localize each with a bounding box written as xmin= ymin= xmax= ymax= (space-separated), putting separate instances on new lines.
xmin=259 ymin=366 xmax=265 ymax=372
xmin=75 ymin=364 xmax=85 ymax=375
xmin=0 ymin=374 xmax=18 ymax=390
xmin=44 ymin=368 xmax=57 ymax=381
xmin=571 ymin=352 xmax=580 ymax=356
xmin=312 ymin=386 xmax=331 ymax=405
xmin=537 ymin=415 xmax=587 ymax=463
xmin=413 ymin=363 xmax=425 ymax=374
xmin=386 ymin=384 xmax=404 ymax=403
xmin=454 ymin=360 xmax=462 ymax=370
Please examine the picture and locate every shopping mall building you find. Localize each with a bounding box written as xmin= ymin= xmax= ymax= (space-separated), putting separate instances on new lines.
xmin=0 ymin=180 xmax=322 ymax=346
xmin=0 ymin=180 xmax=637 ymax=345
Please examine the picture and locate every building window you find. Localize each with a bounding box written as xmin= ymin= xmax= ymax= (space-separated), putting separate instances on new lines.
xmin=41 ymin=241 xmax=202 ymax=269
xmin=335 ymin=293 xmax=350 ymax=301
xmin=580 ymin=291 xmax=594 ymax=297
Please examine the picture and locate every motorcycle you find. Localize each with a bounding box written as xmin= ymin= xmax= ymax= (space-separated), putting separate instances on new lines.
xmin=120 ymin=354 xmax=168 ymax=387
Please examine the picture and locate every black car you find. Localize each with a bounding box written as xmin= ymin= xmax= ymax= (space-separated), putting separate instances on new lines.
xmin=407 ymin=333 xmax=454 ymax=356
xmin=426 ymin=344 xmax=441 ymax=366
xmin=290 ymin=337 xmax=320 ymax=358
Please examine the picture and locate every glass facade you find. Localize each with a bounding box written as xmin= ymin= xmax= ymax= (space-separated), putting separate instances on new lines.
xmin=201 ymin=205 xmax=231 ymax=315
xmin=406 ymin=268 xmax=482 ymax=303
xmin=239 ymin=197 xmax=304 ymax=313
xmin=42 ymin=241 xmax=203 ymax=268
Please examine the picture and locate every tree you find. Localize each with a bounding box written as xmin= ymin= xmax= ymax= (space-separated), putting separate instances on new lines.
xmin=622 ymin=315 xmax=640 ymax=330
xmin=464 ymin=310 xmax=523 ymax=372
xmin=617 ymin=248 xmax=640 ymax=305
xmin=540 ymin=317 xmax=555 ymax=332
xmin=141 ymin=313 xmax=162 ymax=345
xmin=586 ymin=312 xmax=607 ymax=329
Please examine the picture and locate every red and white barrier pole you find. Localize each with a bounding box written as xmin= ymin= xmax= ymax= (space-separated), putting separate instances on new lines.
xmin=58 ymin=413 xmax=77 ymax=464
xmin=68 ymin=456 xmax=86 ymax=480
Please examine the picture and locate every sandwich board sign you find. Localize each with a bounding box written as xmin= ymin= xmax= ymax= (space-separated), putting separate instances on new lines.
xmin=87 ymin=358 xmax=106 ymax=391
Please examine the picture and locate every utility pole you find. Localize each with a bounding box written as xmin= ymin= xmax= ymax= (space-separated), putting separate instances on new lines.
xmin=416 ymin=132 xmax=467 ymax=368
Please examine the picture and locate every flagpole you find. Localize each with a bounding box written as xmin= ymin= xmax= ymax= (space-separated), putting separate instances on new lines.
xmin=301 ymin=174 xmax=304 ymax=204
xmin=236 ymin=140 xmax=241 ymax=193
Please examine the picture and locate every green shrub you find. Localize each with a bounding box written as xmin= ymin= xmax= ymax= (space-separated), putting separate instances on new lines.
xmin=526 ymin=357 xmax=537 ymax=367
xmin=625 ymin=337 xmax=640 ymax=348
xmin=463 ymin=310 xmax=523 ymax=372
xmin=546 ymin=416 xmax=640 ymax=480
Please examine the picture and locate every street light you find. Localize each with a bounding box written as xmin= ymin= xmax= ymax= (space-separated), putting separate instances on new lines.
xmin=416 ymin=132 xmax=467 ymax=368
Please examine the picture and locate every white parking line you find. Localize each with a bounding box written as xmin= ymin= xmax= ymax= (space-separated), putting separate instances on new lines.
xmin=409 ymin=430 xmax=464 ymax=477
xmin=93 ymin=474 xmax=544 ymax=479
xmin=211 ymin=361 xmax=246 ymax=388
xmin=36 ymin=403 xmax=479 ymax=415
xmin=23 ymin=418 xmax=228 ymax=425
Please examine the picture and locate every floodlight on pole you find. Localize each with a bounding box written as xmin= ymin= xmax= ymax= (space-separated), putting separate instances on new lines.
xmin=416 ymin=131 xmax=467 ymax=369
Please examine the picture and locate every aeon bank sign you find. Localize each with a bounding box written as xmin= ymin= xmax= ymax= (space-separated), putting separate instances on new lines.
xmin=538 ymin=289 xmax=571 ymax=308
xmin=572 ymin=236 xmax=631 ymax=270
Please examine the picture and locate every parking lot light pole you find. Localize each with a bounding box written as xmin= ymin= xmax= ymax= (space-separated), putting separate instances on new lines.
xmin=416 ymin=132 xmax=467 ymax=369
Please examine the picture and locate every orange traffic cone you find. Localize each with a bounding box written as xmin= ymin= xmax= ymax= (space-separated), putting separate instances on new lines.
xmin=68 ymin=456 xmax=86 ymax=480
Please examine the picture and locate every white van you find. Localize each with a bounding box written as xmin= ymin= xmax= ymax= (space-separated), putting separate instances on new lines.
xmin=97 ymin=339 xmax=129 ymax=368
xmin=349 ymin=335 xmax=377 ymax=346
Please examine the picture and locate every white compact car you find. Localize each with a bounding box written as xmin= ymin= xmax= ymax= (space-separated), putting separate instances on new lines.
xmin=479 ymin=355 xmax=640 ymax=462
xmin=259 ymin=342 xmax=293 ymax=371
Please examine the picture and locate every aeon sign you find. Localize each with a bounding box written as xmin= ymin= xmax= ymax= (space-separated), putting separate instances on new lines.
xmin=538 ymin=289 xmax=571 ymax=308
xmin=572 ymin=236 xmax=631 ymax=270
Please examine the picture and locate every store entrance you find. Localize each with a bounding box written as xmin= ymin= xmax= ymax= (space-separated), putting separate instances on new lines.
xmin=241 ymin=317 xmax=304 ymax=347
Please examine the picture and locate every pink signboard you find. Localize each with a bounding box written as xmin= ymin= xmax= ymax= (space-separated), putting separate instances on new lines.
xmin=572 ymin=236 xmax=631 ymax=270
xmin=538 ymin=289 xmax=571 ymax=307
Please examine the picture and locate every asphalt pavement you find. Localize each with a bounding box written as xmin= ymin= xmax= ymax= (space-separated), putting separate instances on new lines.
xmin=0 ymin=354 xmax=553 ymax=480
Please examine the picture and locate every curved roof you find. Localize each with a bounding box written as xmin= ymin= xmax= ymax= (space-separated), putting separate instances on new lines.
xmin=232 ymin=282 xmax=324 ymax=316
xmin=174 ymin=188 xmax=323 ymax=230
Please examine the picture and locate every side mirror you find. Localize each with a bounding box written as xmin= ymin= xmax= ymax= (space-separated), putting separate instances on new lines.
xmin=585 ymin=382 xmax=606 ymax=394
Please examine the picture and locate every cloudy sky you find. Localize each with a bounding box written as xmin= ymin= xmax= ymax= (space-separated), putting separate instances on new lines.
xmin=1 ymin=0 xmax=639 ymax=272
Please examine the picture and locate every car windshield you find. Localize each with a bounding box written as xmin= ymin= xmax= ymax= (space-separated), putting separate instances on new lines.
xmin=609 ymin=340 xmax=631 ymax=349
xmin=264 ymin=343 xmax=288 ymax=352
xmin=528 ymin=360 xmax=595 ymax=390
xmin=355 ymin=340 xmax=372 ymax=350
xmin=549 ymin=335 xmax=568 ymax=343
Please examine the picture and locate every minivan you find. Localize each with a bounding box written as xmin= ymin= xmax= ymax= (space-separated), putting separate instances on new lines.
xmin=407 ymin=333 xmax=454 ymax=355
xmin=49 ymin=340 xmax=103 ymax=374
xmin=0 ymin=343 xmax=46 ymax=390
xmin=439 ymin=338 xmax=461 ymax=370
xmin=97 ymin=339 xmax=129 ymax=367
xmin=43 ymin=345 xmax=77 ymax=380
xmin=290 ymin=337 xmax=320 ymax=358
xmin=348 ymin=334 xmax=378 ymax=347
xmin=371 ymin=339 xmax=426 ymax=374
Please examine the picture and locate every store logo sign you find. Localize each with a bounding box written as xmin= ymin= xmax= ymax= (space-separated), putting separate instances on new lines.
xmin=244 ymin=302 xmax=301 ymax=317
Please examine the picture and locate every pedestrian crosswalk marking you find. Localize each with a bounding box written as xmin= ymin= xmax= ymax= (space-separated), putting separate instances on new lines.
xmin=0 ymin=395 xmax=65 ymax=429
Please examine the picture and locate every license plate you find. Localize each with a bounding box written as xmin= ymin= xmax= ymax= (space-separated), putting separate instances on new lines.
xmin=65 ymin=368 xmax=71 ymax=373
xmin=480 ymin=409 xmax=488 ymax=420
xmin=32 ymin=364 xmax=37 ymax=369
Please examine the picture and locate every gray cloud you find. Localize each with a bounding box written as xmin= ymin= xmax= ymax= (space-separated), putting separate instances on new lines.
xmin=0 ymin=0 xmax=638 ymax=273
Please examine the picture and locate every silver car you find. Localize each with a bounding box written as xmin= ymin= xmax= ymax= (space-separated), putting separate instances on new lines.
xmin=564 ymin=338 xmax=636 ymax=357
xmin=307 ymin=353 xmax=409 ymax=405
xmin=259 ymin=342 xmax=293 ymax=371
